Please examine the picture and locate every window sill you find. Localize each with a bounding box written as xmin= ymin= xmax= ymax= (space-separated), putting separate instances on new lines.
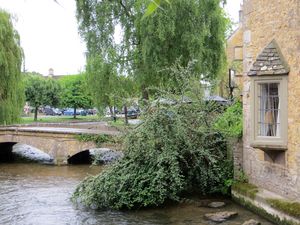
xmin=251 ymin=144 xmax=287 ymax=151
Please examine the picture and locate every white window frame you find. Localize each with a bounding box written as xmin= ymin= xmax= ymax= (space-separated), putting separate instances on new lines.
xmin=250 ymin=75 xmax=288 ymax=150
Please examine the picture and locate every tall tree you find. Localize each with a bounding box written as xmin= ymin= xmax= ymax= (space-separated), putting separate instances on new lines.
xmin=0 ymin=9 xmax=25 ymax=125
xmin=24 ymin=74 xmax=46 ymax=121
xmin=75 ymin=0 xmax=229 ymax=99
xmin=24 ymin=74 xmax=62 ymax=121
xmin=116 ymin=75 xmax=138 ymax=124
xmin=61 ymin=73 xmax=92 ymax=119
xmin=45 ymin=77 xmax=62 ymax=108
xmin=85 ymin=52 xmax=118 ymax=115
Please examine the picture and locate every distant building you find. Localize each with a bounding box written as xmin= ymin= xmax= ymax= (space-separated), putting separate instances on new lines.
xmin=225 ymin=4 xmax=243 ymax=88
xmin=44 ymin=68 xmax=66 ymax=80
xmin=220 ymin=4 xmax=243 ymax=98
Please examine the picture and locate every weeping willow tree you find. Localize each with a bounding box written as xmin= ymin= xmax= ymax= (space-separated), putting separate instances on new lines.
xmin=75 ymin=0 xmax=230 ymax=100
xmin=0 ymin=9 xmax=25 ymax=125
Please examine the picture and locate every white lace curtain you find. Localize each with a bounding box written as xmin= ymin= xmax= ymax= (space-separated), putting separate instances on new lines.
xmin=259 ymin=83 xmax=280 ymax=137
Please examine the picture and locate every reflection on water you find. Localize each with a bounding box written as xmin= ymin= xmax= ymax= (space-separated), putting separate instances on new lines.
xmin=0 ymin=163 xmax=275 ymax=225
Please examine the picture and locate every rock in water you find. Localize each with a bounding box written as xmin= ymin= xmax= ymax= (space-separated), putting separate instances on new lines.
xmin=89 ymin=148 xmax=123 ymax=164
xmin=205 ymin=211 xmax=238 ymax=222
xmin=242 ymin=219 xmax=261 ymax=225
xmin=207 ymin=202 xmax=225 ymax=208
xmin=12 ymin=143 xmax=54 ymax=164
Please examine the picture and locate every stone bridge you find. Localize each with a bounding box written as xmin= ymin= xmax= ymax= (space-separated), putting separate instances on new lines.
xmin=0 ymin=126 xmax=119 ymax=164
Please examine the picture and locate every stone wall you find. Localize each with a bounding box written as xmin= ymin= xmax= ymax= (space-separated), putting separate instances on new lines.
xmin=233 ymin=139 xmax=244 ymax=180
xmin=224 ymin=4 xmax=244 ymax=98
xmin=0 ymin=128 xmax=97 ymax=163
xmin=242 ymin=0 xmax=300 ymax=200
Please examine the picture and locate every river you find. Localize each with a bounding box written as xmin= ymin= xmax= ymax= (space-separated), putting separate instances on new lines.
xmin=0 ymin=162 xmax=276 ymax=225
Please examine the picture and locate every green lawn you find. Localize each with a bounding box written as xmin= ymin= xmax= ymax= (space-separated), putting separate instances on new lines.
xmin=107 ymin=119 xmax=135 ymax=127
xmin=20 ymin=116 xmax=98 ymax=124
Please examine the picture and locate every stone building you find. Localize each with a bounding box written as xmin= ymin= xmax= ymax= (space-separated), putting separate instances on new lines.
xmin=44 ymin=68 xmax=65 ymax=80
xmin=219 ymin=4 xmax=244 ymax=99
xmin=232 ymin=0 xmax=300 ymax=223
xmin=225 ymin=4 xmax=244 ymax=89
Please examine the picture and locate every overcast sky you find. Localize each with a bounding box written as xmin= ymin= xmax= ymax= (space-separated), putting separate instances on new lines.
xmin=0 ymin=0 xmax=243 ymax=76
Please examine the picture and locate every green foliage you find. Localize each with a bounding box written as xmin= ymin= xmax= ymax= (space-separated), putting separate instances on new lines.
xmin=24 ymin=73 xmax=62 ymax=121
xmin=107 ymin=120 xmax=135 ymax=127
xmin=61 ymin=72 xmax=92 ymax=118
xmin=44 ymin=77 xmax=62 ymax=108
xmin=0 ymin=9 xmax=25 ymax=125
xmin=236 ymin=166 xmax=249 ymax=183
xmin=24 ymin=74 xmax=46 ymax=107
xmin=214 ymin=101 xmax=243 ymax=138
xmin=114 ymin=75 xmax=139 ymax=124
xmin=74 ymin=133 xmax=109 ymax=148
xmin=85 ymin=52 xmax=118 ymax=113
xmin=76 ymin=0 xmax=231 ymax=96
xmin=133 ymin=0 xmax=230 ymax=88
xmin=20 ymin=116 xmax=97 ymax=124
xmin=142 ymin=0 xmax=171 ymax=19
xmin=71 ymin=59 xmax=234 ymax=210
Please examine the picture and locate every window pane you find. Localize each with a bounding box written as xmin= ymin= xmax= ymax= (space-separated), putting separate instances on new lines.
xmin=258 ymin=83 xmax=280 ymax=137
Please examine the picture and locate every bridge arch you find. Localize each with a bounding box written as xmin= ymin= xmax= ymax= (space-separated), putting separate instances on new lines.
xmin=0 ymin=142 xmax=17 ymax=162
xmin=0 ymin=127 xmax=97 ymax=164
xmin=67 ymin=150 xmax=92 ymax=164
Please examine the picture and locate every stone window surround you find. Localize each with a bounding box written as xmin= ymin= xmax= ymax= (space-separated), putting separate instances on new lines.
xmin=250 ymin=75 xmax=288 ymax=150
xmin=234 ymin=46 xmax=243 ymax=61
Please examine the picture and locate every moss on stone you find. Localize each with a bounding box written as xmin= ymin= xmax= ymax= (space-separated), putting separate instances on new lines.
xmin=249 ymin=189 xmax=259 ymax=200
xmin=232 ymin=182 xmax=258 ymax=196
xmin=232 ymin=195 xmax=298 ymax=225
xmin=267 ymin=199 xmax=300 ymax=219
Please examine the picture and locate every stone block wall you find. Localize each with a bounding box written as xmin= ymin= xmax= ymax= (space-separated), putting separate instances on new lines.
xmin=233 ymin=139 xmax=243 ymax=180
xmin=224 ymin=5 xmax=244 ymax=97
xmin=242 ymin=0 xmax=300 ymax=200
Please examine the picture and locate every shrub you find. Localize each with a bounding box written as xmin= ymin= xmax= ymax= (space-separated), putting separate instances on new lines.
xmin=214 ymin=101 xmax=243 ymax=138
xmin=71 ymin=59 xmax=234 ymax=209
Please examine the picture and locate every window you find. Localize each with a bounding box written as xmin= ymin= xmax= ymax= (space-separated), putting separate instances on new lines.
xmin=258 ymin=83 xmax=280 ymax=137
xmin=234 ymin=46 xmax=243 ymax=60
xmin=250 ymin=76 xmax=287 ymax=149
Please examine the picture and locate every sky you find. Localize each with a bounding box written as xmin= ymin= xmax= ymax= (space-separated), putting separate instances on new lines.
xmin=0 ymin=0 xmax=243 ymax=76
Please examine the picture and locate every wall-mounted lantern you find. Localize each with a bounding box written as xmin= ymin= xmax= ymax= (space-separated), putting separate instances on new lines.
xmin=227 ymin=68 xmax=237 ymax=101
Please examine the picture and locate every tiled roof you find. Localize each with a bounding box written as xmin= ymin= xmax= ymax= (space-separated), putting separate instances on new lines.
xmin=247 ymin=39 xmax=290 ymax=76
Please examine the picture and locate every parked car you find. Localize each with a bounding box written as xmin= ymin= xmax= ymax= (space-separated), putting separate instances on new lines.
xmin=122 ymin=107 xmax=137 ymax=115
xmin=44 ymin=107 xmax=62 ymax=116
xmin=64 ymin=108 xmax=80 ymax=115
xmin=87 ymin=109 xmax=95 ymax=115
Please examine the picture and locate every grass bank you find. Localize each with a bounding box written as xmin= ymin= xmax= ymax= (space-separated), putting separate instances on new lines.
xmin=20 ymin=116 xmax=98 ymax=124
xmin=107 ymin=119 xmax=136 ymax=127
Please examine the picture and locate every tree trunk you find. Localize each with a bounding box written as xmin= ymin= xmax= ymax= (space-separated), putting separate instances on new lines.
xmin=109 ymin=106 xmax=114 ymax=118
xmin=74 ymin=107 xmax=77 ymax=119
xmin=34 ymin=106 xmax=38 ymax=121
xmin=142 ymin=84 xmax=149 ymax=106
xmin=124 ymin=106 xmax=128 ymax=124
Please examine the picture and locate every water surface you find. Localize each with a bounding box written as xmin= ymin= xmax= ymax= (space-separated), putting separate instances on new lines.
xmin=0 ymin=163 xmax=275 ymax=225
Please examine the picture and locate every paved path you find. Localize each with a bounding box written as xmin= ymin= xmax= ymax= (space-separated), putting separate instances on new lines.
xmin=128 ymin=119 xmax=140 ymax=125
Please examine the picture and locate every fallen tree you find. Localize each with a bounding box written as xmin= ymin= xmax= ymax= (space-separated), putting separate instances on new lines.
xmin=71 ymin=60 xmax=234 ymax=209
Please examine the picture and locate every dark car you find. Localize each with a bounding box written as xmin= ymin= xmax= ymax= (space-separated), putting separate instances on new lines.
xmin=44 ymin=107 xmax=62 ymax=116
xmin=87 ymin=109 xmax=95 ymax=115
